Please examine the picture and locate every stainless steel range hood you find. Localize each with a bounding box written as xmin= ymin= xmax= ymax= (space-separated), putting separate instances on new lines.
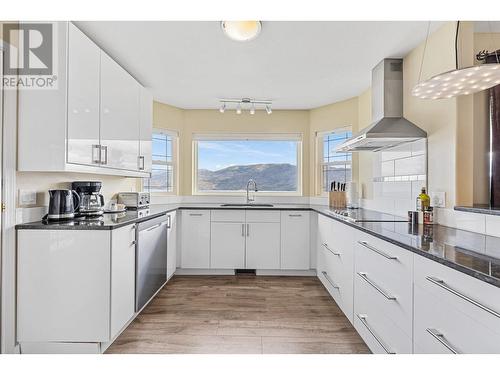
xmin=336 ymin=58 xmax=426 ymax=152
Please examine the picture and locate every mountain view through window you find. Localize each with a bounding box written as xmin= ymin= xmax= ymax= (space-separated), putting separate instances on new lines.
xmin=196 ymin=139 xmax=300 ymax=192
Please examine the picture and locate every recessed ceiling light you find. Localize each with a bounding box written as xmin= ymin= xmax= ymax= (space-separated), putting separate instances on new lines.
xmin=221 ymin=21 xmax=262 ymax=42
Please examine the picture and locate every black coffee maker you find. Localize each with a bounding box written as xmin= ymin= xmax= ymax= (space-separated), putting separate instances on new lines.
xmin=45 ymin=189 xmax=81 ymax=220
xmin=72 ymin=181 xmax=105 ymax=217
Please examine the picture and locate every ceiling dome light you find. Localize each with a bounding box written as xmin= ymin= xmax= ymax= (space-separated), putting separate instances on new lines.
xmin=221 ymin=21 xmax=261 ymax=42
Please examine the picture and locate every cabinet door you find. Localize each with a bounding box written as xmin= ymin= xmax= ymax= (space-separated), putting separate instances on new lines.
xmin=246 ymin=222 xmax=281 ymax=269
xmin=211 ymin=222 xmax=246 ymax=269
xmin=100 ymin=52 xmax=140 ymax=170
xmin=181 ymin=210 xmax=211 ymax=268
xmin=280 ymin=211 xmax=310 ymax=270
xmin=139 ymin=87 xmax=153 ymax=173
xmin=110 ymin=224 xmax=136 ymax=338
xmin=166 ymin=211 xmax=177 ymax=279
xmin=67 ymin=23 xmax=101 ymax=166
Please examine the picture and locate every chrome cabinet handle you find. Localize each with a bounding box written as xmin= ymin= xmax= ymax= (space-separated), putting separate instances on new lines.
xmin=358 ymin=272 xmax=396 ymax=300
xmin=322 ymin=243 xmax=341 ymax=256
xmin=130 ymin=240 xmax=136 ymax=246
xmin=92 ymin=144 xmax=101 ymax=164
xmin=426 ymin=328 xmax=460 ymax=354
xmin=289 ymin=214 xmax=302 ymax=217
xmin=189 ymin=213 xmax=203 ymax=216
xmin=357 ymin=314 xmax=395 ymax=354
xmin=100 ymin=145 xmax=108 ymax=165
xmin=426 ymin=276 xmax=500 ymax=319
xmin=358 ymin=241 xmax=397 ymax=260
xmin=247 ymin=224 xmax=250 ymax=237
xmin=321 ymin=271 xmax=339 ymax=289
xmin=138 ymin=155 xmax=145 ymax=170
xmin=241 ymin=223 xmax=245 ymax=237
xmin=167 ymin=215 xmax=171 ymax=229
xmin=146 ymin=222 xmax=166 ymax=232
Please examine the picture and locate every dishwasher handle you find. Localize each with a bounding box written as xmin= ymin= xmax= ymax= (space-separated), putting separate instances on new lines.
xmin=137 ymin=214 xmax=168 ymax=232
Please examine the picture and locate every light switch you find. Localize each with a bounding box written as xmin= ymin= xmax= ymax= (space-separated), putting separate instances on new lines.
xmin=18 ymin=189 xmax=37 ymax=206
xmin=429 ymin=191 xmax=445 ymax=208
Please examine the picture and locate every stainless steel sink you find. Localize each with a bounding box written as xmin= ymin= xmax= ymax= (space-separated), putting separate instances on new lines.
xmin=220 ymin=203 xmax=274 ymax=207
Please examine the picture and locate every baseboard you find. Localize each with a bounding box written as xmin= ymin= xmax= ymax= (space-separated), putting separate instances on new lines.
xmin=256 ymin=269 xmax=317 ymax=276
xmin=175 ymin=268 xmax=236 ymax=275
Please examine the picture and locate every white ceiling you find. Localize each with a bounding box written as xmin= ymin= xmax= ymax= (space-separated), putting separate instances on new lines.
xmin=75 ymin=21 xmax=444 ymax=110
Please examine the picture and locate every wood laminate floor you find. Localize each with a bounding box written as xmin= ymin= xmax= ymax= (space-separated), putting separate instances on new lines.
xmin=106 ymin=275 xmax=370 ymax=354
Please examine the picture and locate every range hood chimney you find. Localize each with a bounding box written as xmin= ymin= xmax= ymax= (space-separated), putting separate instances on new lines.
xmin=336 ymin=58 xmax=426 ymax=152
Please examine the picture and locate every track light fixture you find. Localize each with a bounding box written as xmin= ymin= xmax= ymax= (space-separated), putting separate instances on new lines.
xmin=218 ymin=98 xmax=272 ymax=115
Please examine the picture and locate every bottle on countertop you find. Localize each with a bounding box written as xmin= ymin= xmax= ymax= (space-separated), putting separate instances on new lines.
xmin=416 ymin=187 xmax=430 ymax=212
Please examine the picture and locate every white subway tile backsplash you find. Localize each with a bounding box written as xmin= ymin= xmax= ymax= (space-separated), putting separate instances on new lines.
xmin=394 ymin=154 xmax=426 ymax=176
xmin=381 ymin=160 xmax=395 ymax=177
xmin=381 ymin=143 xmax=412 ymax=161
xmin=411 ymin=138 xmax=427 ymax=156
xmin=381 ymin=181 xmax=412 ymax=200
xmin=485 ymin=215 xmax=500 ymax=237
xmin=454 ymin=210 xmax=486 ymax=234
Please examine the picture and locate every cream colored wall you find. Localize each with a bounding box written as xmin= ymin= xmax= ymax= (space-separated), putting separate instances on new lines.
xmin=357 ymin=88 xmax=373 ymax=199
xmin=16 ymin=172 xmax=138 ymax=206
xmin=403 ymin=22 xmax=459 ymax=208
xmin=153 ymin=102 xmax=310 ymax=196
xmin=309 ymin=96 xmax=359 ymax=196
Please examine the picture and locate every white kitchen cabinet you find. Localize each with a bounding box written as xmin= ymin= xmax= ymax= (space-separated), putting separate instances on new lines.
xmin=211 ymin=222 xmax=246 ymax=269
xmin=280 ymin=211 xmax=310 ymax=270
xmin=100 ymin=52 xmax=140 ymax=171
xmin=166 ymin=211 xmax=177 ymax=280
xmin=181 ymin=210 xmax=211 ymax=268
xmin=17 ymin=230 xmax=112 ymax=343
xmin=316 ymin=215 xmax=355 ymax=323
xmin=413 ymin=255 xmax=500 ymax=354
xmin=139 ymin=86 xmax=153 ymax=172
xmin=110 ymin=224 xmax=136 ymax=339
xmin=246 ymin=222 xmax=281 ymax=269
xmin=17 ymin=21 xmax=150 ymax=177
xmin=66 ymin=22 xmax=101 ymax=166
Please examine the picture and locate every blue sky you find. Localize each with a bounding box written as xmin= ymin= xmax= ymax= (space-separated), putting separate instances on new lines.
xmin=198 ymin=140 xmax=297 ymax=171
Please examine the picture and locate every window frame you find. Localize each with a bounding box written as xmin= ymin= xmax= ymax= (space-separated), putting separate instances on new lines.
xmin=143 ymin=128 xmax=179 ymax=195
xmin=316 ymin=127 xmax=353 ymax=196
xmin=192 ymin=133 xmax=303 ymax=196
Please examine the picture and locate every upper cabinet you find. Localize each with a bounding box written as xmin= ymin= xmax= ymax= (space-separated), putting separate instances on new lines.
xmin=100 ymin=52 xmax=140 ymax=171
xmin=67 ymin=23 xmax=101 ymax=166
xmin=18 ymin=22 xmax=152 ymax=177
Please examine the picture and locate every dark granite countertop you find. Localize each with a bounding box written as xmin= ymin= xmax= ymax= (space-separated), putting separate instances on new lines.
xmin=16 ymin=203 xmax=500 ymax=288
xmin=455 ymin=204 xmax=500 ymax=216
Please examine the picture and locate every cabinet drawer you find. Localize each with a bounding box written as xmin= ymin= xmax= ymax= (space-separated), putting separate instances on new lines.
xmin=354 ymin=235 xmax=413 ymax=337
xmin=211 ymin=209 xmax=245 ymax=222
xmin=414 ymin=283 xmax=500 ymax=353
xmin=245 ymin=210 xmax=280 ymax=223
xmin=318 ymin=245 xmax=353 ymax=322
xmin=414 ymin=255 xmax=500 ymax=351
xmin=354 ymin=277 xmax=412 ymax=354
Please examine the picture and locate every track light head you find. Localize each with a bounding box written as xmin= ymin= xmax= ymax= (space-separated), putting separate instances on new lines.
xmin=250 ymin=104 xmax=255 ymax=115
xmin=236 ymin=103 xmax=242 ymax=115
xmin=265 ymin=105 xmax=272 ymax=115
xmin=219 ymin=103 xmax=226 ymax=113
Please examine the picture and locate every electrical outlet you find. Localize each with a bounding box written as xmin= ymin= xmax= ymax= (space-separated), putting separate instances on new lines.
xmin=429 ymin=191 xmax=446 ymax=208
xmin=18 ymin=189 xmax=37 ymax=206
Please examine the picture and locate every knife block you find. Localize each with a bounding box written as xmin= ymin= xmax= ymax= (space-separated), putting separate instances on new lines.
xmin=329 ymin=191 xmax=347 ymax=209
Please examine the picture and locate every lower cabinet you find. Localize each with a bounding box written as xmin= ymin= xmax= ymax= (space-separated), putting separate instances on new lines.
xmin=180 ymin=210 xmax=211 ymax=268
xmin=246 ymin=221 xmax=281 ymax=269
xmin=280 ymin=211 xmax=310 ymax=270
xmin=17 ymin=224 xmax=136 ymax=347
xmin=166 ymin=211 xmax=177 ymax=279
xmin=413 ymin=255 xmax=500 ymax=354
xmin=211 ymin=222 xmax=246 ymax=268
xmin=110 ymin=224 xmax=136 ymax=339
xmin=316 ymin=214 xmax=355 ymax=323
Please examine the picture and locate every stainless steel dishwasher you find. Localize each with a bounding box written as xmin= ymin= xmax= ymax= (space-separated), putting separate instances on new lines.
xmin=135 ymin=214 xmax=168 ymax=312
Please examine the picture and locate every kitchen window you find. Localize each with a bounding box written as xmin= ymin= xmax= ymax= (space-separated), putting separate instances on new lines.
xmin=193 ymin=134 xmax=302 ymax=195
xmin=143 ymin=129 xmax=178 ymax=193
xmin=318 ymin=128 xmax=352 ymax=193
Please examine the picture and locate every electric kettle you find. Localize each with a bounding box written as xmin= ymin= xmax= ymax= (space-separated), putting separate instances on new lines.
xmin=45 ymin=189 xmax=81 ymax=220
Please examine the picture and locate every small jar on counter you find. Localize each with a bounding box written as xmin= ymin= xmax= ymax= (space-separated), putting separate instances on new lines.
xmin=423 ymin=207 xmax=434 ymax=225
